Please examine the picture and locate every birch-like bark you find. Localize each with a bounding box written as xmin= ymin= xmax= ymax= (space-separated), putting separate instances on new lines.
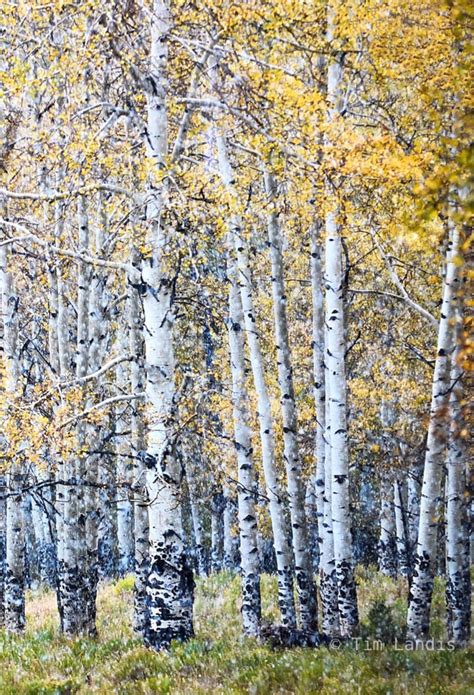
xmin=323 ymin=9 xmax=358 ymax=637
xmin=310 ymin=220 xmax=326 ymax=570
xmin=393 ymin=480 xmax=410 ymax=578
xmin=223 ymin=483 xmax=237 ymax=571
xmin=1 ymin=245 xmax=25 ymax=632
xmin=406 ymin=454 xmax=422 ymax=567
xmin=320 ymin=350 xmax=340 ymax=637
xmin=0 ymin=477 xmax=5 ymax=626
xmin=264 ymin=168 xmax=318 ymax=635
xmin=30 ymin=481 xmax=56 ymax=587
xmin=128 ymin=268 xmax=149 ymax=635
xmin=227 ymin=255 xmax=261 ymax=635
xmin=210 ymin=486 xmax=225 ymax=573
xmin=60 ymin=194 xmax=95 ymax=635
xmin=52 ymin=180 xmax=69 ymax=625
xmin=378 ymin=477 xmax=397 ymax=578
xmin=97 ymin=446 xmax=118 ymax=579
xmin=311 ymin=223 xmax=337 ymax=634
xmin=184 ymin=448 xmax=208 ymax=576
xmin=115 ymin=337 xmax=134 ymax=576
xmin=216 ymin=132 xmax=297 ymax=631
xmin=445 ymin=332 xmax=471 ymax=645
xmin=23 ymin=493 xmax=37 ymax=589
xmin=141 ymin=0 xmax=193 ymax=648
xmin=407 ymin=223 xmax=461 ymax=639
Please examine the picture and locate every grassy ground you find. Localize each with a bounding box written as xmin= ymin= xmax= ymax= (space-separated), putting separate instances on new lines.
xmin=0 ymin=568 xmax=472 ymax=694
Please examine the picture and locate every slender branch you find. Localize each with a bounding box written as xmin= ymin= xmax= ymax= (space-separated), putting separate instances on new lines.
xmin=370 ymin=231 xmax=438 ymax=329
xmin=59 ymin=393 xmax=145 ymax=428
xmin=0 ymin=222 xmax=140 ymax=278
xmin=59 ymin=354 xmax=132 ymax=389
xmin=0 ymin=184 xmax=137 ymax=201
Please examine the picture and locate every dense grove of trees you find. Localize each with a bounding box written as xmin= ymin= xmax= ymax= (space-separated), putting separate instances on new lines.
xmin=0 ymin=0 xmax=471 ymax=653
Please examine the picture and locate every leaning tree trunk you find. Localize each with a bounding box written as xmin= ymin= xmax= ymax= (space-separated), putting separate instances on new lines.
xmin=141 ymin=0 xmax=194 ymax=649
xmin=445 ymin=330 xmax=471 ymax=646
xmin=264 ymin=168 xmax=318 ymax=636
xmin=407 ymin=223 xmax=461 ymax=639
xmin=215 ymin=131 xmax=297 ymax=632
xmin=227 ymin=252 xmax=261 ymax=636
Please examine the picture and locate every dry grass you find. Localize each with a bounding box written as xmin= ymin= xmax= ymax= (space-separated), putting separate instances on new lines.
xmin=0 ymin=569 xmax=472 ymax=694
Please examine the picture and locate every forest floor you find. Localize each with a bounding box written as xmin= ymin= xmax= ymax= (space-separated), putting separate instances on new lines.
xmin=0 ymin=568 xmax=472 ymax=694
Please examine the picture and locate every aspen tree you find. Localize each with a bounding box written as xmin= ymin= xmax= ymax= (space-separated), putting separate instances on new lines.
xmin=445 ymin=310 xmax=470 ymax=646
xmin=227 ymin=250 xmax=261 ymax=636
xmin=264 ymin=168 xmax=318 ymax=635
xmin=216 ymin=131 xmax=297 ymax=633
xmin=407 ymin=222 xmax=461 ymax=639
xmin=323 ymin=4 xmax=358 ymax=636
xmin=141 ymin=0 xmax=194 ymax=648
xmin=0 ymin=245 xmax=25 ymax=632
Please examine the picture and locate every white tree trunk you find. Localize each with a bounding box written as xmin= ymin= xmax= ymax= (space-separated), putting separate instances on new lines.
xmin=445 ymin=337 xmax=471 ymax=645
xmin=378 ymin=477 xmax=397 ymax=578
xmin=216 ymin=132 xmax=297 ymax=631
xmin=210 ymin=486 xmax=224 ymax=573
xmin=407 ymin=223 xmax=461 ymax=639
xmin=320 ymin=353 xmax=340 ymax=637
xmin=115 ymin=335 xmax=134 ymax=576
xmin=141 ymin=0 xmax=193 ymax=648
xmin=406 ymin=455 xmax=422 ymax=568
xmin=128 ymin=259 xmax=149 ymax=636
xmin=60 ymin=194 xmax=96 ymax=635
xmin=264 ymin=168 xmax=318 ymax=635
xmin=228 ymin=253 xmax=261 ymax=635
xmin=393 ymin=480 xmax=410 ymax=578
xmin=1 ymin=245 xmax=25 ymax=632
xmin=324 ymin=209 xmax=358 ymax=636
xmin=310 ymin=223 xmax=338 ymax=635
xmin=310 ymin=220 xmax=326 ymax=573
xmin=0 ymin=476 xmax=5 ymax=627
xmin=30 ymin=477 xmax=56 ymax=587
xmin=184 ymin=447 xmax=208 ymax=576
xmin=223 ymin=483 xmax=237 ymax=571
xmin=323 ymin=7 xmax=358 ymax=637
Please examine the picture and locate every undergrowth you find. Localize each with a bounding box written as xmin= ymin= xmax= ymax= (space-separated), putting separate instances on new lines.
xmin=0 ymin=567 xmax=471 ymax=694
